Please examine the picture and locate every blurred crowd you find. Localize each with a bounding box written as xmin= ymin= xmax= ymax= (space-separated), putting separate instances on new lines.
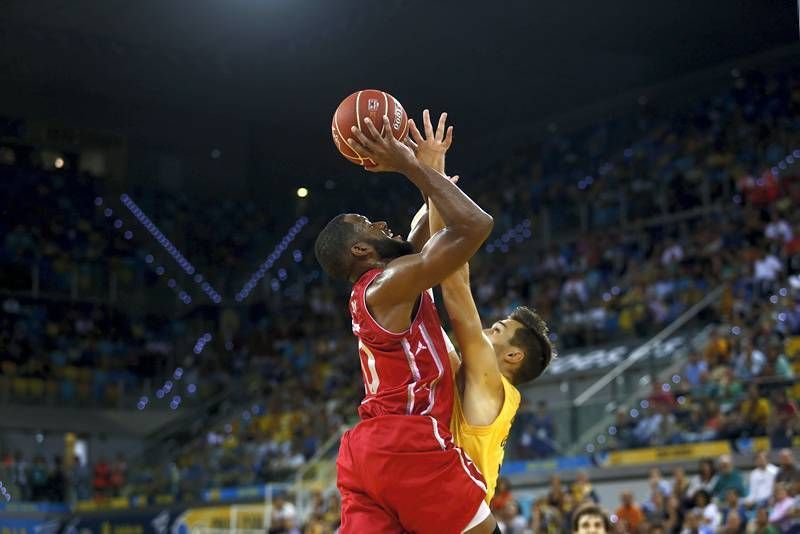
xmin=491 ymin=450 xmax=800 ymax=533
xmin=0 ymin=451 xmax=127 ymax=503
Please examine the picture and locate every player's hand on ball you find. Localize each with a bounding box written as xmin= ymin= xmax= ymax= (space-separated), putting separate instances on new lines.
xmin=348 ymin=116 xmax=417 ymax=173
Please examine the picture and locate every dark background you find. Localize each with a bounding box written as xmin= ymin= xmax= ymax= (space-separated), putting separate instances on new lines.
xmin=0 ymin=0 xmax=796 ymax=198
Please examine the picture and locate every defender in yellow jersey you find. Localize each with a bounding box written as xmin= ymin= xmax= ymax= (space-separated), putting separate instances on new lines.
xmin=406 ymin=110 xmax=554 ymax=505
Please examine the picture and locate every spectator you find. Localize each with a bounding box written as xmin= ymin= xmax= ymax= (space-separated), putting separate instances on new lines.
xmin=661 ymin=239 xmax=685 ymax=267
xmin=703 ymin=329 xmax=731 ymax=367
xmin=767 ymin=483 xmax=794 ymax=531
xmin=47 ymin=456 xmax=66 ymax=502
xmin=527 ymin=400 xmax=557 ymax=458
xmin=269 ymin=494 xmax=298 ymax=534
xmin=687 ymin=459 xmax=718 ymax=500
xmin=571 ymin=471 xmax=599 ymax=504
xmin=775 ymin=449 xmax=799 ymax=486
xmin=92 ymin=457 xmax=111 ymax=499
xmin=110 ymin=453 xmax=127 ymax=497
xmin=496 ymin=500 xmax=527 ymax=534
xmin=713 ymin=455 xmax=746 ymax=501
xmin=664 ymin=495 xmax=685 ymax=534
xmin=530 ymin=498 xmax=564 ymax=534
xmin=28 ymin=456 xmax=49 ymax=501
xmin=720 ymin=509 xmax=745 ymax=534
xmin=725 ymin=384 xmax=770 ymax=439
xmin=680 ymin=509 xmax=703 ymax=534
xmin=746 ymin=507 xmax=778 ymax=534
xmin=764 ymin=211 xmax=793 ymax=243
xmin=746 ymin=451 xmax=778 ymax=508
xmin=546 ymin=474 xmax=566 ymax=509
xmin=719 ymin=488 xmax=746 ymax=530
xmin=11 ymin=451 xmax=29 ymax=501
xmin=491 ymin=477 xmax=514 ymax=513
xmin=683 ymin=351 xmax=709 ymax=389
xmin=637 ymin=404 xmax=678 ymax=447
xmin=649 ymin=468 xmax=672 ymax=497
xmin=763 ymin=343 xmax=793 ymax=380
xmin=753 ymin=249 xmax=782 ymax=295
xmin=616 ymin=491 xmax=645 ymax=532
xmin=671 ymin=467 xmax=690 ymax=501
xmin=733 ymin=338 xmax=766 ymax=380
xmin=70 ymin=455 xmax=91 ymax=502
xmin=768 ymin=389 xmax=798 ymax=449
xmin=572 ymin=503 xmax=610 ymax=534
xmin=643 ymin=490 xmax=669 ymax=524
xmin=692 ymin=490 xmax=721 ymax=533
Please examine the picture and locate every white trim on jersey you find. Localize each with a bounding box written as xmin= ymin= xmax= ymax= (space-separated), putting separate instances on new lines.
xmin=419 ymin=323 xmax=444 ymax=416
xmin=429 ymin=416 xmax=488 ymax=497
xmin=401 ymin=338 xmax=422 ymax=381
xmin=406 ymin=383 xmax=416 ymax=414
xmin=430 ymin=416 xmax=447 ymax=450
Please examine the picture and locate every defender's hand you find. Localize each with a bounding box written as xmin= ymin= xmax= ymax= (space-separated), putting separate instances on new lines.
xmin=408 ymin=110 xmax=453 ymax=170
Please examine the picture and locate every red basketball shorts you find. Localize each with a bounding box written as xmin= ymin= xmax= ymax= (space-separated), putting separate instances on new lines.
xmin=337 ymin=415 xmax=487 ymax=534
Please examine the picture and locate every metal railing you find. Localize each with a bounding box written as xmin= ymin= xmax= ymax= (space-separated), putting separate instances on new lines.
xmin=565 ymin=286 xmax=724 ymax=455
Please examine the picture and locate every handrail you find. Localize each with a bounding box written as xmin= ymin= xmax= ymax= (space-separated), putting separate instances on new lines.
xmin=573 ymin=285 xmax=724 ymax=407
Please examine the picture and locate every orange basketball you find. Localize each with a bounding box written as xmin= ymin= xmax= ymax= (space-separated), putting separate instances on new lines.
xmin=331 ymin=89 xmax=409 ymax=166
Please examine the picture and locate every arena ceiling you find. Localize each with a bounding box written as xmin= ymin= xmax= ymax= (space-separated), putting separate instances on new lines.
xmin=0 ymin=0 xmax=797 ymax=179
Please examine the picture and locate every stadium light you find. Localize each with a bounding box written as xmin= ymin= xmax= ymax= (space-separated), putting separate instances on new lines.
xmin=297 ymin=187 xmax=309 ymax=198
xmin=235 ymin=217 xmax=309 ymax=302
xmin=119 ymin=194 xmax=223 ymax=303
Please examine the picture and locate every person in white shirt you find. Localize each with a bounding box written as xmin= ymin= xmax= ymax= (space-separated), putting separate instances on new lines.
xmin=693 ymin=490 xmax=721 ymax=532
xmin=745 ymin=451 xmax=778 ymax=508
xmin=661 ymin=241 xmax=684 ymax=267
xmin=753 ymin=251 xmax=783 ymax=282
xmin=764 ymin=212 xmax=793 ymax=243
xmin=753 ymin=248 xmax=784 ymax=298
xmin=687 ymin=459 xmax=718 ymax=500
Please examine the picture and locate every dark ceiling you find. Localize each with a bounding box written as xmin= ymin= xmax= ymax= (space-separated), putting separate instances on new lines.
xmin=0 ymin=0 xmax=797 ymax=182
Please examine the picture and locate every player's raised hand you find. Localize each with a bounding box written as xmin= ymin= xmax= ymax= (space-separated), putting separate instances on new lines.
xmin=410 ymin=110 xmax=453 ymax=155
xmin=408 ymin=110 xmax=453 ymax=173
xmin=348 ymin=116 xmax=417 ymax=174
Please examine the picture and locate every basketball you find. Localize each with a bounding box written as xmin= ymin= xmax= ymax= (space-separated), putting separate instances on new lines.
xmin=331 ymin=89 xmax=409 ymax=166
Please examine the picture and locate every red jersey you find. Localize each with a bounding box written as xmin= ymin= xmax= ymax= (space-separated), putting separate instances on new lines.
xmin=349 ymin=268 xmax=454 ymax=424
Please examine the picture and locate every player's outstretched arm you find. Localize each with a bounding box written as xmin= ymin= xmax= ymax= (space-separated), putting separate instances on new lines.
xmin=348 ymin=117 xmax=493 ymax=305
xmin=429 ymin=196 xmax=503 ymax=400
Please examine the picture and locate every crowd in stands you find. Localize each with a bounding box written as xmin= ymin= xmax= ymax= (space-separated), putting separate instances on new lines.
xmin=0 ymin=64 xmax=799 ymax=534
xmin=0 ymin=451 xmax=127 ymax=504
xmin=488 ymin=450 xmax=800 ymax=533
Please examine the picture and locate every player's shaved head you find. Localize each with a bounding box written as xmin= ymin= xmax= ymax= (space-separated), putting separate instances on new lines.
xmin=315 ymin=213 xmax=414 ymax=281
xmin=315 ymin=214 xmax=360 ymax=280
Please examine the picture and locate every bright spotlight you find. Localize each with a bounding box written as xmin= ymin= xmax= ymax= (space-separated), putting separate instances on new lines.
xmin=296 ymin=187 xmax=309 ymax=198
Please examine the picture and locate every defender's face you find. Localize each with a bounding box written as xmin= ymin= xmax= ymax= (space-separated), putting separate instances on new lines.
xmin=483 ymin=318 xmax=525 ymax=358
xmin=574 ymin=514 xmax=607 ymax=534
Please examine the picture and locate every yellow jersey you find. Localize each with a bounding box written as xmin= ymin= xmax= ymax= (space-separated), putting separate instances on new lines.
xmin=450 ymin=374 xmax=521 ymax=504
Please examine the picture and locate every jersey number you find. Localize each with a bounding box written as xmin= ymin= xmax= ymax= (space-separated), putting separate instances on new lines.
xmin=358 ymin=341 xmax=380 ymax=395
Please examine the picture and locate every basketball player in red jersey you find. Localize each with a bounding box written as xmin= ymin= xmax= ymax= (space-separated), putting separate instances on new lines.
xmin=315 ymin=115 xmax=498 ymax=533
